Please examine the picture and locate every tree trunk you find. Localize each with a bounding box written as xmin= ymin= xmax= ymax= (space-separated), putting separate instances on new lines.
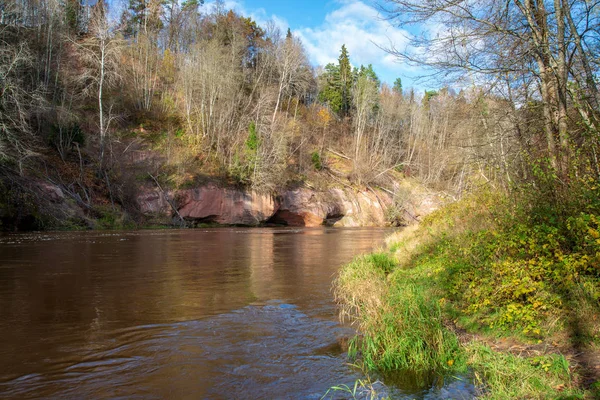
xmin=554 ymin=0 xmax=569 ymax=173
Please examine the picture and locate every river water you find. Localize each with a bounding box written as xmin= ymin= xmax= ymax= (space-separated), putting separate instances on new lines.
xmin=0 ymin=228 xmax=475 ymax=399
xmin=0 ymin=228 xmax=391 ymax=399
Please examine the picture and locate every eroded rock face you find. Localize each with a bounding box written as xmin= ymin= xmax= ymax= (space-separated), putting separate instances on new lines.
xmin=137 ymin=187 xmax=171 ymax=216
xmin=329 ymin=188 xmax=391 ymax=227
xmin=271 ymin=189 xmax=332 ymax=227
xmin=270 ymin=187 xmax=391 ymax=227
xmin=136 ymin=184 xmax=401 ymax=227
xmin=176 ymin=185 xmax=277 ymax=225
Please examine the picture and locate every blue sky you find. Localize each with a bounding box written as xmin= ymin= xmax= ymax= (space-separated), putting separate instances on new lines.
xmin=109 ymin=0 xmax=427 ymax=89
xmin=199 ymin=0 xmax=426 ymax=89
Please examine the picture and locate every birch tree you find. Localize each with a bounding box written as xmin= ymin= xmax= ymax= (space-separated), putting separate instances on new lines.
xmin=353 ymin=68 xmax=379 ymax=162
xmin=0 ymin=26 xmax=39 ymax=171
xmin=378 ymin=0 xmax=600 ymax=176
xmin=76 ymin=0 xmax=122 ymax=168
xmin=271 ymin=32 xmax=312 ymax=125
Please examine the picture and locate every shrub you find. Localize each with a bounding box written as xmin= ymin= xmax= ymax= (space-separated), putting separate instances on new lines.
xmin=311 ymin=150 xmax=323 ymax=170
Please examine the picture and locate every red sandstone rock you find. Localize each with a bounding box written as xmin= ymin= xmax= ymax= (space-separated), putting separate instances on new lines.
xmin=136 ymin=184 xmax=400 ymax=227
xmin=176 ymin=185 xmax=277 ymax=225
xmin=137 ymin=187 xmax=171 ymax=216
xmin=328 ymin=188 xmax=389 ymax=227
xmin=271 ymin=187 xmax=391 ymax=227
xmin=273 ymin=188 xmax=330 ymax=227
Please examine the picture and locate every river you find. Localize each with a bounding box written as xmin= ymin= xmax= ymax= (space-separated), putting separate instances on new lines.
xmin=0 ymin=227 xmax=476 ymax=399
xmin=0 ymin=228 xmax=398 ymax=399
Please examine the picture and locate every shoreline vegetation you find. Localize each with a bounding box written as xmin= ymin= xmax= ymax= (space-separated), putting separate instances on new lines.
xmin=334 ymin=187 xmax=600 ymax=399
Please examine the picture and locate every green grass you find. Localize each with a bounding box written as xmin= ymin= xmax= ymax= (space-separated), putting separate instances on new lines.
xmin=466 ymin=343 xmax=583 ymax=399
xmin=334 ymin=253 xmax=464 ymax=374
xmin=321 ymin=374 xmax=385 ymax=400
xmin=334 ymin=186 xmax=600 ymax=398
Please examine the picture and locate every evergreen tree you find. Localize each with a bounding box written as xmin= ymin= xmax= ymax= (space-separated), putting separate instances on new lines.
xmin=318 ymin=63 xmax=343 ymax=114
xmin=121 ymin=0 xmax=165 ymax=38
xmin=354 ymin=64 xmax=381 ymax=117
xmin=338 ymin=44 xmax=352 ymax=117
xmin=64 ymin=0 xmax=82 ymax=33
xmin=357 ymin=64 xmax=380 ymax=87
xmin=423 ymin=89 xmax=438 ymax=105
xmin=393 ymin=77 xmax=402 ymax=95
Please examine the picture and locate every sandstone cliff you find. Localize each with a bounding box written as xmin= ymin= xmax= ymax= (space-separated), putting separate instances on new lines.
xmin=137 ymin=182 xmax=442 ymax=227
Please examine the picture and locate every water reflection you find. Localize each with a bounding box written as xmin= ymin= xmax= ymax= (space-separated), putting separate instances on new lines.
xmin=0 ymin=228 xmax=394 ymax=398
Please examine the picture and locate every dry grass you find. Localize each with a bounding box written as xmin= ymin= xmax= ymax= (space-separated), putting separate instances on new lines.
xmin=334 ymin=254 xmax=390 ymax=327
xmin=334 ymin=252 xmax=463 ymax=373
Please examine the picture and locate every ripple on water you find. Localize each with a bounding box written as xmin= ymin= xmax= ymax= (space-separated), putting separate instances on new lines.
xmin=0 ymin=303 xmax=475 ymax=399
xmin=0 ymin=228 xmax=475 ymax=399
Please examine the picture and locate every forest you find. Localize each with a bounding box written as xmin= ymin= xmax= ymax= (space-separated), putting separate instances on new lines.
xmin=0 ymin=0 xmax=540 ymax=229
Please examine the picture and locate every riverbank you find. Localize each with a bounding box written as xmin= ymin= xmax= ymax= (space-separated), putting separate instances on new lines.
xmin=0 ymin=161 xmax=442 ymax=231
xmin=334 ymin=188 xmax=600 ymax=398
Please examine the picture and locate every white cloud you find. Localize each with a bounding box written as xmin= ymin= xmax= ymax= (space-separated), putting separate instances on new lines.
xmin=247 ymin=8 xmax=290 ymax=35
xmin=198 ymin=0 xmax=426 ymax=87
xmin=199 ymin=0 xmax=290 ymax=36
xmin=199 ymin=0 xmax=242 ymax=14
xmin=293 ymin=0 xmax=418 ymax=85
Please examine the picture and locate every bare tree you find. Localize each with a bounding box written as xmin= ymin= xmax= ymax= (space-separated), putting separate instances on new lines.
xmin=270 ymin=32 xmax=312 ymax=125
xmin=353 ymin=71 xmax=379 ymax=163
xmin=0 ymin=24 xmax=41 ymax=173
xmin=125 ymin=33 xmax=160 ymax=112
xmin=74 ymin=0 xmax=123 ymax=168
xmin=378 ymin=0 xmax=600 ymax=176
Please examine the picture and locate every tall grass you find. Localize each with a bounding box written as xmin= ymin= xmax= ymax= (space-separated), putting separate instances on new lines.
xmin=334 ymin=253 xmax=463 ymax=374
xmin=333 ymin=186 xmax=598 ymax=398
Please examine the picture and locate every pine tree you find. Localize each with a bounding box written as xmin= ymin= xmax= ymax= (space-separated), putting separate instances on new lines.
xmin=318 ymin=63 xmax=343 ymax=114
xmin=358 ymin=64 xmax=380 ymax=87
xmin=338 ymin=44 xmax=352 ymax=117
xmin=64 ymin=0 xmax=82 ymax=33
xmin=121 ymin=0 xmax=165 ymax=38
xmin=393 ymin=77 xmax=402 ymax=95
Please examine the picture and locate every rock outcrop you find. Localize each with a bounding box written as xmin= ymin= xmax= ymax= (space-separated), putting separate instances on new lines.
xmin=269 ymin=187 xmax=390 ymax=227
xmin=176 ymin=185 xmax=277 ymax=225
xmin=137 ymin=184 xmax=393 ymax=227
xmin=136 ymin=181 xmax=442 ymax=227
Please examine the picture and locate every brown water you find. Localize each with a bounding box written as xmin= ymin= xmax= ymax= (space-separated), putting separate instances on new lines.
xmin=0 ymin=228 xmax=395 ymax=399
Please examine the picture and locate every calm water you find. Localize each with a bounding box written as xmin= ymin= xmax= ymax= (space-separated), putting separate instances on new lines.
xmin=0 ymin=228 xmax=391 ymax=399
xmin=0 ymin=228 xmax=475 ymax=399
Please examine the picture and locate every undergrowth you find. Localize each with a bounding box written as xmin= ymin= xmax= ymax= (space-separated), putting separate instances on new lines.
xmin=334 ymin=253 xmax=464 ymax=374
xmin=334 ymin=181 xmax=600 ymax=398
xmin=468 ymin=342 xmax=585 ymax=399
